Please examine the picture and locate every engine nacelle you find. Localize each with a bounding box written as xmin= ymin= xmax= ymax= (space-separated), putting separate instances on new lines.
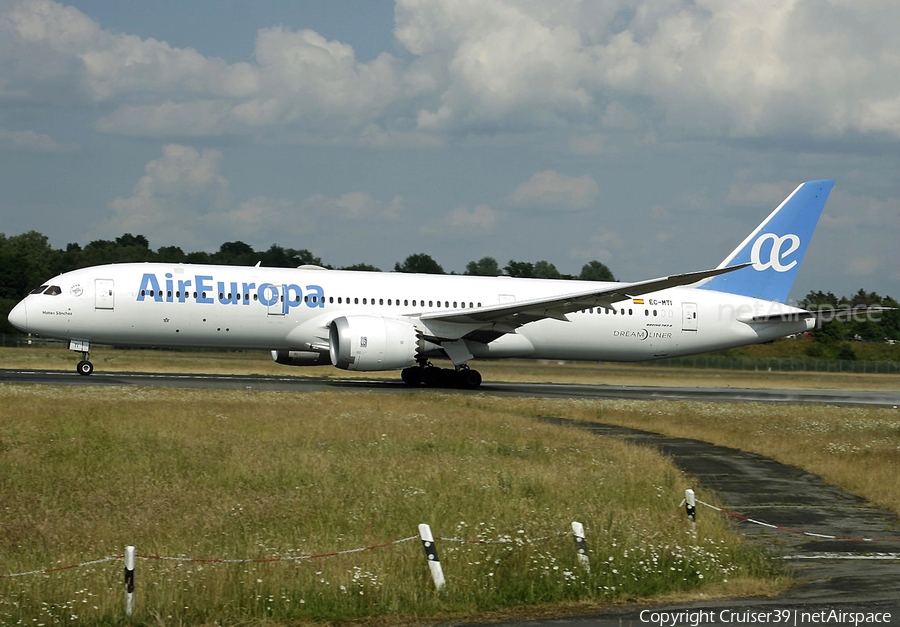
xmin=271 ymin=350 xmax=330 ymax=367
xmin=329 ymin=315 xmax=419 ymax=371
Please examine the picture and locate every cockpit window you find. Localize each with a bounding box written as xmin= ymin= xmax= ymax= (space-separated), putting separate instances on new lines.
xmin=30 ymin=285 xmax=49 ymax=294
xmin=45 ymin=286 xmax=62 ymax=295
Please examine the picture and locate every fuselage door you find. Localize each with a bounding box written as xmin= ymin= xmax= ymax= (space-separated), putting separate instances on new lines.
xmin=267 ymin=284 xmax=286 ymax=316
xmin=682 ymin=302 xmax=698 ymax=332
xmin=95 ymin=279 xmax=115 ymax=310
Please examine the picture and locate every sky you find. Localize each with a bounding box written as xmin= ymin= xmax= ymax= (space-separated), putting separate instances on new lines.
xmin=1 ymin=0 xmax=899 ymax=301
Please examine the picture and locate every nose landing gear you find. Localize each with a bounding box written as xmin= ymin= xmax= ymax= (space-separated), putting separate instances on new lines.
xmin=69 ymin=340 xmax=94 ymax=376
xmin=76 ymin=359 xmax=94 ymax=376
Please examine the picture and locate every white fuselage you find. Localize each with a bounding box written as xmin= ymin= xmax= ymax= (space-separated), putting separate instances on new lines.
xmin=11 ymin=262 xmax=813 ymax=366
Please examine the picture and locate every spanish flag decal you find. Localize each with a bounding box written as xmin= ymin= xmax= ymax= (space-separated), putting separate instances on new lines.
xmin=633 ymin=298 xmax=645 ymax=305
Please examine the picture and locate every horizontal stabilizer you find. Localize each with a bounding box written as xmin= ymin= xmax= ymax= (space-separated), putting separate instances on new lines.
xmin=741 ymin=306 xmax=894 ymax=324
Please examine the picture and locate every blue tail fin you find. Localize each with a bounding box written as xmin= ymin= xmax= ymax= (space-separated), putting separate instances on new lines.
xmin=699 ymin=179 xmax=834 ymax=303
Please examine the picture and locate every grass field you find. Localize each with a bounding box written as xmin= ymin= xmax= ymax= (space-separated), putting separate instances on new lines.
xmin=1 ymin=386 xmax=779 ymax=626
xmin=2 ymin=345 xmax=898 ymax=625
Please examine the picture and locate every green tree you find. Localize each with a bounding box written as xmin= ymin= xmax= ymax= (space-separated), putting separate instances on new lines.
xmin=533 ymin=260 xmax=562 ymax=279
xmin=340 ymin=263 xmax=381 ymax=272
xmin=504 ymin=260 xmax=534 ymax=278
xmin=116 ymin=234 xmax=150 ymax=249
xmin=394 ymin=253 xmax=445 ymax=274
xmin=157 ymin=246 xmax=187 ymax=263
xmin=212 ymin=241 xmax=256 ymax=266
xmin=0 ymin=231 xmax=61 ymax=297
xmin=464 ymin=257 xmax=502 ymax=276
xmin=579 ymin=260 xmax=616 ymax=282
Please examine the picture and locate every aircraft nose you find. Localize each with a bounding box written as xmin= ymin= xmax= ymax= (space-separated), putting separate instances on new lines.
xmin=8 ymin=299 xmax=27 ymax=331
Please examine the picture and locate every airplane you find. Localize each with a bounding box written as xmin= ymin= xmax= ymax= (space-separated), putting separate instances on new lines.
xmin=8 ymin=179 xmax=843 ymax=389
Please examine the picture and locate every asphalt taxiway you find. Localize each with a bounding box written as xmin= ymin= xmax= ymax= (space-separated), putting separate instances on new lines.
xmin=2 ymin=368 xmax=900 ymax=408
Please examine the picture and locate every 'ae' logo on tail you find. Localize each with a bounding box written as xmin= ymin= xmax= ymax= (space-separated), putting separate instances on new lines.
xmin=750 ymin=233 xmax=800 ymax=272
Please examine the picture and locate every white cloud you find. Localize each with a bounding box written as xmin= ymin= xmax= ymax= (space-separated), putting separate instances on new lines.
xmin=439 ymin=204 xmax=501 ymax=231
xmin=0 ymin=129 xmax=74 ymax=152
xmin=300 ymin=192 xmax=403 ymax=222
xmin=5 ymin=0 xmax=900 ymax=144
xmin=101 ymin=144 xmax=404 ymax=248
xmin=510 ymin=170 xmax=599 ymax=209
xmin=726 ymin=174 xmax=799 ymax=208
xmin=104 ymin=144 xmax=230 ymax=248
xmin=395 ymin=0 xmax=900 ymax=140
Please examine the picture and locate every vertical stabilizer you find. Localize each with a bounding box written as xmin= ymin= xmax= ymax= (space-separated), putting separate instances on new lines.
xmin=699 ymin=179 xmax=834 ymax=303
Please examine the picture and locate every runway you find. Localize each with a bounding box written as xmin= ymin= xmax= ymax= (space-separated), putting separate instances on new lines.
xmin=2 ymin=368 xmax=900 ymax=408
xmin=3 ymin=368 xmax=900 ymax=625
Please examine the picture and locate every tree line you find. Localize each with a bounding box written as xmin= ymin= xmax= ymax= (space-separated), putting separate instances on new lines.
xmin=1 ymin=230 xmax=897 ymax=347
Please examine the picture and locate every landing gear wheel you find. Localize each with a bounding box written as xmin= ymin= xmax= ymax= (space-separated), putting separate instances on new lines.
xmin=401 ymin=366 xmax=423 ymax=386
xmin=421 ymin=367 xmax=442 ymax=387
xmin=76 ymin=360 xmax=94 ymax=376
xmin=456 ymin=368 xmax=482 ymax=389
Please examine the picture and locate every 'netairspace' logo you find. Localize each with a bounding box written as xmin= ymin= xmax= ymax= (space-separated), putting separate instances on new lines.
xmin=136 ymin=273 xmax=325 ymax=315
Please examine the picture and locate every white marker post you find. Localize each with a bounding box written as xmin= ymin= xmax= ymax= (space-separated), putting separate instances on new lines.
xmin=418 ymin=523 xmax=446 ymax=590
xmin=685 ymin=489 xmax=696 ymax=522
xmin=124 ymin=545 xmax=135 ymax=617
xmin=685 ymin=489 xmax=697 ymax=537
xmin=571 ymin=521 xmax=590 ymax=572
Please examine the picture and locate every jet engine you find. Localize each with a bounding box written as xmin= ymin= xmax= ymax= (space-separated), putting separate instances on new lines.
xmin=329 ymin=315 xmax=420 ymax=371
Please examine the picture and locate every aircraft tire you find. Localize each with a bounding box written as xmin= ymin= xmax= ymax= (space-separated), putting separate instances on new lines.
xmin=457 ymin=368 xmax=482 ymax=389
xmin=421 ymin=367 xmax=442 ymax=387
xmin=77 ymin=360 xmax=94 ymax=376
xmin=401 ymin=367 xmax=423 ymax=386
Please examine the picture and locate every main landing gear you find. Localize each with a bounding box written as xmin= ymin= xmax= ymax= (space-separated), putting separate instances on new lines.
xmin=401 ymin=361 xmax=483 ymax=389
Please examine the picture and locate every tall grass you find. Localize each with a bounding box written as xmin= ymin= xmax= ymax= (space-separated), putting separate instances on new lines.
xmin=0 ymin=386 xmax=778 ymax=626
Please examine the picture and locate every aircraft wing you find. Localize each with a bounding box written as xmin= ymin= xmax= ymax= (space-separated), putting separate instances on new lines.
xmin=418 ymin=263 xmax=750 ymax=331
